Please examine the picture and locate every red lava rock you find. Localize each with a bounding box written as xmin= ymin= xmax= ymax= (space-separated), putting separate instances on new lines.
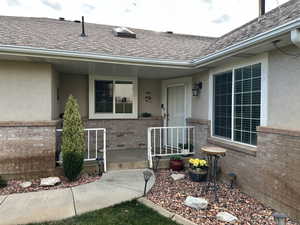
xmin=0 ymin=174 xmax=100 ymax=195
xmin=147 ymin=170 xmax=299 ymax=225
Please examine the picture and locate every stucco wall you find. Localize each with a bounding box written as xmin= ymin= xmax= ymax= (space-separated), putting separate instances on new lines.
xmin=51 ymin=68 xmax=60 ymax=120
xmin=59 ymin=75 xmax=162 ymax=118
xmin=59 ymin=74 xmax=89 ymax=118
xmin=268 ymin=45 xmax=300 ymax=130
xmin=191 ymin=71 xmax=210 ymax=120
xmin=138 ymin=79 xmax=161 ymax=117
xmin=0 ymin=61 xmax=53 ymax=121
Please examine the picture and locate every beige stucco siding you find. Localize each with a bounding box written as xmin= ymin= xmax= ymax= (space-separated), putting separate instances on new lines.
xmin=51 ymin=68 xmax=60 ymax=120
xmin=191 ymin=71 xmax=210 ymax=120
xmin=59 ymin=75 xmax=162 ymax=118
xmin=138 ymin=79 xmax=161 ymax=117
xmin=59 ymin=74 xmax=89 ymax=118
xmin=0 ymin=61 xmax=53 ymax=121
xmin=268 ymin=45 xmax=300 ymax=130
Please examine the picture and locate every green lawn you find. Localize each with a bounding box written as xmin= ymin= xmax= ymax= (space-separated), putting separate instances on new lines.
xmin=28 ymin=200 xmax=178 ymax=225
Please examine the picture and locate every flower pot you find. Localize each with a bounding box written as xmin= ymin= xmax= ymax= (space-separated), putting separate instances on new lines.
xmin=169 ymin=159 xmax=184 ymax=171
xmin=188 ymin=168 xmax=207 ymax=182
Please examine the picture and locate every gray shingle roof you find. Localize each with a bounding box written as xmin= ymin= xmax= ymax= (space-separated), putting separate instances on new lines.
xmin=201 ymin=0 xmax=300 ymax=58
xmin=0 ymin=16 xmax=215 ymax=61
xmin=0 ymin=0 xmax=299 ymax=62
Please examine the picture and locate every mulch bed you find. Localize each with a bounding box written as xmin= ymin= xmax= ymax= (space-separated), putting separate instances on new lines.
xmin=147 ymin=170 xmax=299 ymax=225
xmin=0 ymin=174 xmax=100 ymax=195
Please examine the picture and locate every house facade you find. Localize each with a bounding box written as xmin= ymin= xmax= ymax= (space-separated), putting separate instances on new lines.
xmin=0 ymin=0 xmax=300 ymax=221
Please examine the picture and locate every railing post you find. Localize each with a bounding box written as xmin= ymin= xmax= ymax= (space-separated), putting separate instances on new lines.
xmin=103 ymin=129 xmax=107 ymax=172
xmin=87 ymin=130 xmax=90 ymax=159
xmin=147 ymin=128 xmax=153 ymax=168
xmin=95 ymin=130 xmax=98 ymax=159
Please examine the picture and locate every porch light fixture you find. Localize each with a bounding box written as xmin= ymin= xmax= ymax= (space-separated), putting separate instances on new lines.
xmin=192 ymin=82 xmax=202 ymax=96
xmin=143 ymin=170 xmax=153 ymax=196
xmin=272 ymin=212 xmax=287 ymax=225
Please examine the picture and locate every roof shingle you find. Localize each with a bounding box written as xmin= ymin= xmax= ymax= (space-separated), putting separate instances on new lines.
xmin=0 ymin=0 xmax=299 ymax=61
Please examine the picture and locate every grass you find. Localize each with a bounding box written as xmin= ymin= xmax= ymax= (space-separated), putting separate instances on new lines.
xmin=28 ymin=200 xmax=178 ymax=225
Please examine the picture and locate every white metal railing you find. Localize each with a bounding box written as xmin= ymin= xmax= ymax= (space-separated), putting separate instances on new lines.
xmin=56 ymin=128 xmax=107 ymax=172
xmin=147 ymin=126 xmax=195 ymax=168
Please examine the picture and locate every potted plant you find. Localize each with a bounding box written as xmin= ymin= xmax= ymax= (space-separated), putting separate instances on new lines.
xmin=179 ymin=143 xmax=194 ymax=155
xmin=169 ymin=155 xmax=184 ymax=171
xmin=188 ymin=158 xmax=208 ymax=182
xmin=141 ymin=112 xmax=152 ymax=118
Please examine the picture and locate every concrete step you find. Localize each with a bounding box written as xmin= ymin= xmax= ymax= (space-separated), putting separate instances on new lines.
xmin=107 ymin=160 xmax=148 ymax=170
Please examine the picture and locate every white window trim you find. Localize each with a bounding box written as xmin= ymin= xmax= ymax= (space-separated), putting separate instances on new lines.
xmin=89 ymin=74 xmax=138 ymax=119
xmin=208 ymin=53 xmax=268 ymax=147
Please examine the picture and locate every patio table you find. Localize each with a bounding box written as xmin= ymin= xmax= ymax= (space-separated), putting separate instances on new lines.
xmin=201 ymin=146 xmax=226 ymax=202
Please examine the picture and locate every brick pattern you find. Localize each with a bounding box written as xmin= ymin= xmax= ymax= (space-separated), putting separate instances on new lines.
xmin=0 ymin=122 xmax=57 ymax=179
xmin=209 ymin=126 xmax=300 ymax=222
xmin=84 ymin=118 xmax=162 ymax=150
xmin=186 ymin=119 xmax=209 ymax=156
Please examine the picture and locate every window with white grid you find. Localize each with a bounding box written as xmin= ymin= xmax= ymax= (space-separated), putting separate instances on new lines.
xmin=213 ymin=63 xmax=261 ymax=146
xmin=233 ymin=63 xmax=261 ymax=145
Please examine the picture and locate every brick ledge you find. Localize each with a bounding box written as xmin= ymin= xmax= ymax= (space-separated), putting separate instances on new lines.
xmin=207 ymin=137 xmax=257 ymax=157
xmin=257 ymin=126 xmax=300 ymax=137
xmin=186 ymin=118 xmax=210 ymax=125
xmin=0 ymin=120 xmax=59 ymax=127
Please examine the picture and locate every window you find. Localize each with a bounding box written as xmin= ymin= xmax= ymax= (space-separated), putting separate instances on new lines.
xmin=213 ymin=63 xmax=261 ymax=146
xmin=213 ymin=71 xmax=232 ymax=139
xmin=89 ymin=75 xmax=137 ymax=119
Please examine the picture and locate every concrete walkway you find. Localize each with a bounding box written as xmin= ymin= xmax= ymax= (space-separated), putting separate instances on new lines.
xmin=0 ymin=169 xmax=155 ymax=225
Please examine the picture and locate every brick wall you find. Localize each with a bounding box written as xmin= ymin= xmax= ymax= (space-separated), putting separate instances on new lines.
xmin=186 ymin=118 xmax=209 ymax=156
xmin=84 ymin=117 xmax=162 ymax=150
xmin=0 ymin=121 xmax=57 ymax=179
xmin=206 ymin=126 xmax=300 ymax=222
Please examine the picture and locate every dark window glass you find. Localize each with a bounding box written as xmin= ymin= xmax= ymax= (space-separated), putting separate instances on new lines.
xmin=214 ymin=71 xmax=232 ymax=139
xmin=95 ymin=80 xmax=113 ymax=113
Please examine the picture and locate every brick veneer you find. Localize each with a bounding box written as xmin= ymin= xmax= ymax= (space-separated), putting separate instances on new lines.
xmin=205 ymin=125 xmax=300 ymax=222
xmin=0 ymin=121 xmax=57 ymax=179
xmin=186 ymin=118 xmax=209 ymax=156
xmin=83 ymin=117 xmax=162 ymax=150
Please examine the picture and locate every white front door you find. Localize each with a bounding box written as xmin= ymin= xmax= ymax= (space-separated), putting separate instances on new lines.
xmin=167 ymin=85 xmax=186 ymax=127
xmin=166 ymin=85 xmax=186 ymax=147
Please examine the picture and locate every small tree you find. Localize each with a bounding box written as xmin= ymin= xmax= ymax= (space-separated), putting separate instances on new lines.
xmin=62 ymin=95 xmax=85 ymax=181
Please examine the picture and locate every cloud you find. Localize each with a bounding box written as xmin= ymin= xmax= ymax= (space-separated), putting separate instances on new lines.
xmin=6 ymin=0 xmax=20 ymax=6
xmin=212 ymin=14 xmax=230 ymax=24
xmin=202 ymin=0 xmax=213 ymax=4
xmin=40 ymin=0 xmax=61 ymax=11
xmin=82 ymin=4 xmax=95 ymax=13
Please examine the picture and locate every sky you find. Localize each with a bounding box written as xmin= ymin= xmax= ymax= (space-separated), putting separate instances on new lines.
xmin=0 ymin=0 xmax=290 ymax=37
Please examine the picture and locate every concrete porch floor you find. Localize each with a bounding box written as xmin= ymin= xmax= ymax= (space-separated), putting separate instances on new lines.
xmin=102 ymin=148 xmax=194 ymax=170
xmin=107 ymin=148 xmax=148 ymax=163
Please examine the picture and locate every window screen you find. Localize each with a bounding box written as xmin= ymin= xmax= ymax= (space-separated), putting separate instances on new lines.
xmin=233 ymin=63 xmax=261 ymax=145
xmin=213 ymin=71 xmax=232 ymax=139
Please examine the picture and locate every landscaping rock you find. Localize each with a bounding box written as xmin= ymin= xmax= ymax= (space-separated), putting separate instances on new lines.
xmin=171 ymin=174 xmax=185 ymax=181
xmin=19 ymin=182 xmax=32 ymax=188
xmin=216 ymin=212 xmax=238 ymax=223
xmin=40 ymin=177 xmax=61 ymax=186
xmin=184 ymin=196 xmax=208 ymax=210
